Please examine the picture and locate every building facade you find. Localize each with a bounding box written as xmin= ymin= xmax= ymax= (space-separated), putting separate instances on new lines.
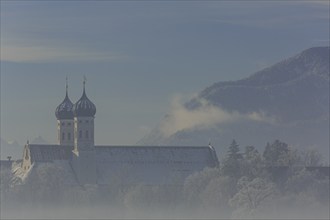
xmin=20 ymin=80 xmax=219 ymax=185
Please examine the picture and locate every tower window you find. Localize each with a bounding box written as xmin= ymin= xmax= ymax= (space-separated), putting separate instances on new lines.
xmin=85 ymin=120 xmax=89 ymax=123
xmin=62 ymin=132 xmax=65 ymax=140
xmin=61 ymin=122 xmax=65 ymax=126
xmin=79 ymin=130 xmax=82 ymax=139
xmin=68 ymin=132 xmax=71 ymax=140
xmin=85 ymin=130 xmax=89 ymax=139
xmin=68 ymin=122 xmax=71 ymax=126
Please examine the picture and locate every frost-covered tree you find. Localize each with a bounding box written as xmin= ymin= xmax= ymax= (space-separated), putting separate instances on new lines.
xmin=0 ymin=169 xmax=13 ymax=195
xmin=0 ymin=169 xmax=14 ymax=208
xmin=241 ymin=146 xmax=265 ymax=179
xmin=199 ymin=175 xmax=236 ymax=217
xmin=183 ymin=167 xmax=221 ymax=207
xmin=229 ymin=176 xmax=276 ymax=218
xmin=22 ymin=163 xmax=70 ymax=205
xmin=286 ymin=168 xmax=329 ymax=203
xmin=301 ymin=149 xmax=323 ymax=167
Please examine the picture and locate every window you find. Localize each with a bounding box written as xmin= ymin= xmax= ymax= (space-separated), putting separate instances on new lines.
xmin=68 ymin=132 xmax=71 ymax=140
xmin=85 ymin=120 xmax=89 ymax=123
xmin=61 ymin=122 xmax=64 ymax=126
xmin=85 ymin=130 xmax=89 ymax=139
xmin=79 ymin=130 xmax=82 ymax=139
xmin=68 ymin=122 xmax=71 ymax=126
xmin=25 ymin=149 xmax=29 ymax=160
xmin=62 ymin=132 xmax=65 ymax=140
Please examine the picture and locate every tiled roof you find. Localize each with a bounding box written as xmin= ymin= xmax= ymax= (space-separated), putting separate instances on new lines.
xmin=94 ymin=145 xmax=219 ymax=185
xmin=28 ymin=144 xmax=73 ymax=162
xmin=0 ymin=160 xmax=13 ymax=171
xmin=25 ymin=144 xmax=219 ymax=185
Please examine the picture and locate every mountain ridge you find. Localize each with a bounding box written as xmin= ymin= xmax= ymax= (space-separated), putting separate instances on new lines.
xmin=138 ymin=47 xmax=329 ymax=162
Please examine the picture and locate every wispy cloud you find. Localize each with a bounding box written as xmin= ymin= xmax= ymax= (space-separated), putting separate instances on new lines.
xmin=0 ymin=45 xmax=124 ymax=63
xmin=209 ymin=13 xmax=328 ymax=29
xmin=159 ymin=96 xmax=276 ymax=137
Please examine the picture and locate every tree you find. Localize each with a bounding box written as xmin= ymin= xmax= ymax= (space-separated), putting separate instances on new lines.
xmin=221 ymin=140 xmax=243 ymax=178
xmin=241 ymin=146 xmax=265 ymax=179
xmin=183 ymin=167 xmax=221 ymax=207
xmin=229 ymin=176 xmax=276 ymax=218
xmin=227 ymin=139 xmax=243 ymax=160
xmin=301 ymin=149 xmax=323 ymax=167
xmin=199 ymin=175 xmax=236 ymax=217
xmin=263 ymin=140 xmax=290 ymax=167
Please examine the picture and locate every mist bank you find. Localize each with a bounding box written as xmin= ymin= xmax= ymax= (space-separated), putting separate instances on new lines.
xmin=1 ymin=139 xmax=329 ymax=219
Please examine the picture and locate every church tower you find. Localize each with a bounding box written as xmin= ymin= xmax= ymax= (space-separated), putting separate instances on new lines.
xmin=72 ymin=79 xmax=96 ymax=151
xmin=72 ymin=78 xmax=97 ymax=184
xmin=55 ymin=78 xmax=74 ymax=146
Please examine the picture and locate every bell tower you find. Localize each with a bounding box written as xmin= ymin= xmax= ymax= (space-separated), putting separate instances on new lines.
xmin=71 ymin=77 xmax=97 ymax=184
xmin=55 ymin=77 xmax=74 ymax=146
xmin=72 ymin=79 xmax=96 ymax=152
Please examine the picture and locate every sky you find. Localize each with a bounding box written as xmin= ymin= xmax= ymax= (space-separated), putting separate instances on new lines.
xmin=1 ymin=0 xmax=329 ymax=146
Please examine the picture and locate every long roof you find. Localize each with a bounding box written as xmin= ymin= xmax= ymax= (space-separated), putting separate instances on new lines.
xmin=28 ymin=144 xmax=73 ymax=163
xmin=26 ymin=144 xmax=219 ymax=185
xmin=95 ymin=145 xmax=218 ymax=185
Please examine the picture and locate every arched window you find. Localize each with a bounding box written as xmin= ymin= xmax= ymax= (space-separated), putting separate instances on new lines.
xmin=85 ymin=130 xmax=89 ymax=139
xmin=79 ymin=130 xmax=82 ymax=139
xmin=68 ymin=132 xmax=71 ymax=140
xmin=25 ymin=149 xmax=29 ymax=160
xmin=62 ymin=132 xmax=65 ymax=140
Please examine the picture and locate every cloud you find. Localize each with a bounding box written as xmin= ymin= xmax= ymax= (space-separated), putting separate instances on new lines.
xmin=159 ymin=96 xmax=276 ymax=137
xmin=0 ymin=45 xmax=124 ymax=63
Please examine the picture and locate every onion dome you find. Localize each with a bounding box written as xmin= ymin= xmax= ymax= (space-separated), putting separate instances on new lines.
xmin=73 ymin=80 xmax=96 ymax=117
xmin=55 ymin=81 xmax=74 ymax=120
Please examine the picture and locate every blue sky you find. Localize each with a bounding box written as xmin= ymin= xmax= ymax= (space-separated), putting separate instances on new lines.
xmin=1 ymin=1 xmax=329 ymax=145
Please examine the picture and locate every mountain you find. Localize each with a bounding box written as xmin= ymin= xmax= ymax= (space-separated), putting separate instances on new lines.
xmin=0 ymin=138 xmax=23 ymax=160
xmin=30 ymin=136 xmax=49 ymax=145
xmin=138 ymin=47 xmax=329 ymax=162
xmin=0 ymin=136 xmax=49 ymax=160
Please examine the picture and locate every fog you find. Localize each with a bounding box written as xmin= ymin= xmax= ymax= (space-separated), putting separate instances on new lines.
xmin=2 ymin=204 xmax=328 ymax=219
xmin=159 ymin=96 xmax=275 ymax=138
xmin=1 ymin=140 xmax=329 ymax=219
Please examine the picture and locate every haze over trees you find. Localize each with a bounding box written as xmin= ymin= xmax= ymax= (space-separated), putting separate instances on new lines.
xmin=1 ymin=139 xmax=328 ymax=219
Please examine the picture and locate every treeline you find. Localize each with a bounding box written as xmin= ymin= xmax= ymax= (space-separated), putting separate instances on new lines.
xmin=0 ymin=140 xmax=329 ymax=219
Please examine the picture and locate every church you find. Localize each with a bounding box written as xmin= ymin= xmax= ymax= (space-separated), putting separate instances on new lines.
xmin=19 ymin=80 xmax=219 ymax=185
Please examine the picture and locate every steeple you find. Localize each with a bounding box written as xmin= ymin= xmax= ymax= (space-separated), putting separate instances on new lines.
xmin=55 ymin=77 xmax=74 ymax=120
xmin=72 ymin=77 xmax=96 ymax=117
xmin=66 ymin=76 xmax=69 ymax=98
xmin=56 ymin=77 xmax=74 ymax=146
